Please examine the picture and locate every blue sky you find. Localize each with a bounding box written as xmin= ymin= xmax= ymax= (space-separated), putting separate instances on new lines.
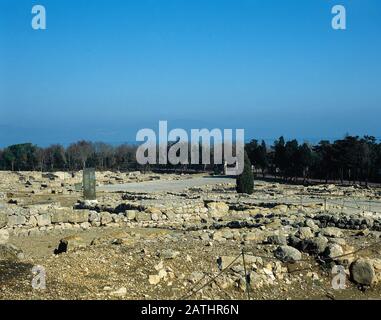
xmin=0 ymin=0 xmax=380 ymax=147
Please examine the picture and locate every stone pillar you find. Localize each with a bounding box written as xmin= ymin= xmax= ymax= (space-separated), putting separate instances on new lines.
xmin=83 ymin=168 xmax=96 ymax=200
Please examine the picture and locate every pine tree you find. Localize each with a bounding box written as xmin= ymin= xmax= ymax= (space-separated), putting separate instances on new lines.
xmin=236 ymin=151 xmax=254 ymax=194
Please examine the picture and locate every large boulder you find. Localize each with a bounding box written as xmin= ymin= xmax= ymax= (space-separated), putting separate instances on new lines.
xmin=295 ymin=227 xmax=314 ymax=240
xmin=100 ymin=212 xmax=112 ymax=225
xmin=126 ymin=210 xmax=137 ymax=221
xmin=37 ymin=213 xmax=51 ymax=226
xmin=323 ymin=243 xmax=344 ymax=261
xmin=73 ymin=210 xmax=90 ymax=223
xmin=87 ymin=211 xmax=100 ymax=227
xmin=0 ymin=244 xmax=24 ymax=261
xmin=274 ymin=245 xmax=302 ymax=263
xmin=68 ymin=210 xmax=89 ymax=224
xmin=206 ymin=202 xmax=229 ymax=218
xmin=300 ymin=236 xmax=328 ymax=255
xmin=51 ymin=208 xmax=71 ymax=223
xmin=7 ymin=215 xmax=26 ymax=226
xmin=305 ymin=219 xmax=319 ymax=231
xmin=350 ymin=258 xmax=376 ymax=286
xmin=244 ymin=230 xmax=266 ymax=242
xmin=267 ymin=234 xmax=288 ymax=245
xmin=136 ymin=212 xmax=152 ymax=222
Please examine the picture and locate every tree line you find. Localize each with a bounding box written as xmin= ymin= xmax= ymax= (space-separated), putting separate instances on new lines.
xmin=0 ymin=135 xmax=380 ymax=184
xmin=246 ymin=135 xmax=381 ymax=184
xmin=0 ymin=141 xmax=137 ymax=172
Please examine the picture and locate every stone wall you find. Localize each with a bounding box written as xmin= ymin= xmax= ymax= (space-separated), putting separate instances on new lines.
xmin=0 ymin=199 xmax=229 ymax=237
xmin=2 ymin=196 xmax=381 ymax=239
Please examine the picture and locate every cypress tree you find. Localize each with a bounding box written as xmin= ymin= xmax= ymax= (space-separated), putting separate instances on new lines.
xmin=236 ymin=151 xmax=254 ymax=194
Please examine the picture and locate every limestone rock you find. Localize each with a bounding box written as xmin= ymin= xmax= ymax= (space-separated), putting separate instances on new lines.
xmin=274 ymin=246 xmax=302 ymax=263
xmin=244 ymin=230 xmax=265 ymax=242
xmin=273 ymin=204 xmax=288 ymax=213
xmin=305 ymin=219 xmax=319 ymax=231
xmin=0 ymin=244 xmax=24 ymax=261
xmin=323 ymin=243 xmax=344 ymax=260
xmin=51 ymin=208 xmax=70 ymax=223
xmin=149 ymin=274 xmax=161 ymax=285
xmin=199 ymin=233 xmax=210 ymax=241
xmin=267 ymin=234 xmax=288 ymax=245
xmin=320 ymin=227 xmax=343 ymax=238
xmin=89 ymin=211 xmax=100 ymax=223
xmin=0 ymin=229 xmax=9 ymax=244
xmin=207 ymin=202 xmax=229 ymax=218
xmin=80 ymin=222 xmax=91 ymax=229
xmin=159 ymin=249 xmax=180 ymax=260
xmin=8 ymin=215 xmax=26 ymax=226
xmin=296 ymin=227 xmax=314 ymax=240
xmin=126 ymin=210 xmax=137 ymax=221
xmin=301 ymin=236 xmax=328 ymax=255
xmin=110 ymin=287 xmax=127 ymax=297
xmin=68 ymin=210 xmax=89 ymax=224
xmin=0 ymin=211 xmax=8 ymax=228
xmin=370 ymin=259 xmax=381 ymax=284
xmin=350 ymin=258 xmax=376 ymax=286
xmin=100 ymin=212 xmax=112 ymax=225
xmin=214 ymin=229 xmax=233 ymax=240
xmin=37 ymin=213 xmax=51 ymax=227
xmin=136 ymin=212 xmax=151 ymax=222
xmin=147 ymin=207 xmax=162 ymax=215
